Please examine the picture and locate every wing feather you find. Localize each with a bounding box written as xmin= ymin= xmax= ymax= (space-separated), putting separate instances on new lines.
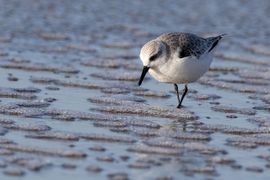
xmin=156 ymin=33 xmax=224 ymax=60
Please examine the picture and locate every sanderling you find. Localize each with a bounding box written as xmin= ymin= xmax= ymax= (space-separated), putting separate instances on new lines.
xmin=138 ymin=32 xmax=225 ymax=108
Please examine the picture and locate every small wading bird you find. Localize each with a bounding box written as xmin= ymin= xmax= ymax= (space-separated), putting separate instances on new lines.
xmin=138 ymin=32 xmax=225 ymax=108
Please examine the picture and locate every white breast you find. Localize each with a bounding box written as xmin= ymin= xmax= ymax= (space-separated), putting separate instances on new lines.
xmin=149 ymin=53 xmax=213 ymax=84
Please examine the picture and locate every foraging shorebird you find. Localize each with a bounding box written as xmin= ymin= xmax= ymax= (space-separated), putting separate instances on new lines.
xmin=138 ymin=32 xmax=224 ymax=108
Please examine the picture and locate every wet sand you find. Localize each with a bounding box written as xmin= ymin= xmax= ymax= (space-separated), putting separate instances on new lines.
xmin=0 ymin=0 xmax=270 ymax=179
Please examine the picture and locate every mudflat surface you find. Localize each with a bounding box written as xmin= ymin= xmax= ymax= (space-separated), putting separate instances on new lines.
xmin=0 ymin=0 xmax=270 ymax=179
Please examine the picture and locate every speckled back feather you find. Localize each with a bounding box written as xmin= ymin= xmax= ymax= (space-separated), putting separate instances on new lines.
xmin=156 ymin=32 xmax=224 ymax=59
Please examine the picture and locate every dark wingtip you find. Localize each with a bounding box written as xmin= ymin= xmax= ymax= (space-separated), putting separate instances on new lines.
xmin=208 ymin=34 xmax=227 ymax=52
xmin=218 ymin=33 xmax=227 ymax=39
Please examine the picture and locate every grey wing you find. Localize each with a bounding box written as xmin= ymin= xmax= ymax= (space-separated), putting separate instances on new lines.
xmin=178 ymin=33 xmax=225 ymax=58
xmin=156 ymin=33 xmax=205 ymax=59
xmin=157 ymin=33 xmax=224 ymax=59
xmin=177 ymin=33 xmax=208 ymax=59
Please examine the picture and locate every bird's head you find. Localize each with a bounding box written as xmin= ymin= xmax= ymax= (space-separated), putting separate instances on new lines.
xmin=138 ymin=40 xmax=168 ymax=86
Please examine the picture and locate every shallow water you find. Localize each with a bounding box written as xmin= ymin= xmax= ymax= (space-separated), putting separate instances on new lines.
xmin=0 ymin=0 xmax=270 ymax=179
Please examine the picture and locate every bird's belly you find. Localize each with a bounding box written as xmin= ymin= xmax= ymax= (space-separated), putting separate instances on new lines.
xmin=149 ymin=54 xmax=213 ymax=84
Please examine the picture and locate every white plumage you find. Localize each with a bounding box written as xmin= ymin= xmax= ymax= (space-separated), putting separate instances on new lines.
xmin=138 ymin=32 xmax=224 ymax=108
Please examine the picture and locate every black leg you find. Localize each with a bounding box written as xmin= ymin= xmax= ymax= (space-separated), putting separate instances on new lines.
xmin=174 ymin=84 xmax=181 ymax=108
xmin=178 ymin=84 xmax=188 ymax=108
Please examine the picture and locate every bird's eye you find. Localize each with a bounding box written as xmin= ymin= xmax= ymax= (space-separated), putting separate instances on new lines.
xmin=149 ymin=54 xmax=158 ymax=61
xmin=149 ymin=51 xmax=162 ymax=61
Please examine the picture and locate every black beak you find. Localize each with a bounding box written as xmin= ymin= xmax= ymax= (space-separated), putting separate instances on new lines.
xmin=138 ymin=66 xmax=149 ymax=86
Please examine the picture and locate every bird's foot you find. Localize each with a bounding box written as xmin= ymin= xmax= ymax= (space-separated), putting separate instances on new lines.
xmin=177 ymin=104 xmax=182 ymax=109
